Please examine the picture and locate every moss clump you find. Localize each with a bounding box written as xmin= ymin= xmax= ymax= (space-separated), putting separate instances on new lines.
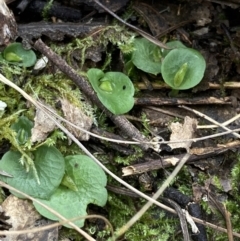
xmin=107 ymin=193 xmax=179 ymax=241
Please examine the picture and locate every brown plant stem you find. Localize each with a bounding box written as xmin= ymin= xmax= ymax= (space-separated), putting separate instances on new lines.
xmin=136 ymin=81 xmax=240 ymax=90
xmin=135 ymin=96 xmax=232 ymax=106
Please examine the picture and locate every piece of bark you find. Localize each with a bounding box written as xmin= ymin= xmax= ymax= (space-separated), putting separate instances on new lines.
xmin=18 ymin=21 xmax=105 ymax=44
xmin=0 ymin=0 xmax=17 ymax=45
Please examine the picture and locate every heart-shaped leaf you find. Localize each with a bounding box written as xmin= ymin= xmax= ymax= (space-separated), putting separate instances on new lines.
xmin=0 ymin=146 xmax=65 ymax=199
xmin=131 ymin=38 xmax=162 ymax=75
xmin=87 ymin=68 xmax=134 ymax=115
xmin=33 ymin=155 xmax=107 ymax=228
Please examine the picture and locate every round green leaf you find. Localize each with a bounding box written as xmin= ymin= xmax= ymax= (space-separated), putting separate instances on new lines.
xmin=132 ymin=38 xmax=162 ymax=75
xmin=3 ymin=42 xmax=37 ymax=67
xmin=0 ymin=146 xmax=65 ymax=199
xmin=87 ymin=68 xmax=135 ymax=115
xmin=161 ymin=48 xmax=206 ymax=90
xmin=33 ymin=155 xmax=107 ymax=228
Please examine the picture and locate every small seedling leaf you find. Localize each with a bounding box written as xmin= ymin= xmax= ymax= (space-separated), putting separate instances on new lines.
xmin=87 ymin=68 xmax=134 ymax=115
xmin=33 ymin=155 xmax=108 ymax=228
xmin=161 ymin=48 xmax=206 ymax=90
xmin=132 ymin=38 xmax=162 ymax=75
xmin=3 ymin=42 xmax=36 ymax=67
xmin=0 ymin=146 xmax=65 ymax=199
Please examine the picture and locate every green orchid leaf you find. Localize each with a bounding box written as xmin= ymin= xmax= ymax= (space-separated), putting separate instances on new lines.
xmin=0 ymin=146 xmax=65 ymax=199
xmin=131 ymin=38 xmax=162 ymax=75
xmin=3 ymin=42 xmax=37 ymax=67
xmin=87 ymin=68 xmax=135 ymax=115
xmin=161 ymin=48 xmax=206 ymax=90
xmin=33 ymin=155 xmax=108 ymax=228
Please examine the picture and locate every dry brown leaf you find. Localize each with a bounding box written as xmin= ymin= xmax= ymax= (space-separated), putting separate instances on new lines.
xmin=31 ymin=105 xmax=57 ymax=143
xmin=60 ymin=98 xmax=93 ymax=141
xmin=1 ymin=195 xmax=58 ymax=241
xmin=169 ymin=116 xmax=198 ymax=152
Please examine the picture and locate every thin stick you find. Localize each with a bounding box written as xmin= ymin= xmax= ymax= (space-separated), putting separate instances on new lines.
xmin=136 ymin=81 xmax=240 ymax=90
xmin=223 ymin=204 xmax=234 ymax=241
xmin=135 ymin=96 xmax=232 ymax=106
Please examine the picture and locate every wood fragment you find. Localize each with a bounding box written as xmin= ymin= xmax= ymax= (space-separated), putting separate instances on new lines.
xmin=18 ymin=22 xmax=105 ymax=44
xmin=122 ymin=141 xmax=240 ymax=176
xmin=135 ymin=96 xmax=232 ymax=106
xmin=0 ymin=0 xmax=17 ymax=45
xmin=136 ymin=81 xmax=240 ymax=90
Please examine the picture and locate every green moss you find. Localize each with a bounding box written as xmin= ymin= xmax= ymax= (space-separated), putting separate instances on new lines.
xmin=42 ymin=0 xmax=54 ymax=20
xmin=107 ymin=193 xmax=179 ymax=241
xmin=49 ymin=25 xmax=136 ymax=71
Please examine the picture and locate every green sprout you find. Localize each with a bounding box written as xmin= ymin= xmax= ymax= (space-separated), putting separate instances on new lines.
xmin=1 ymin=42 xmax=37 ymax=67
